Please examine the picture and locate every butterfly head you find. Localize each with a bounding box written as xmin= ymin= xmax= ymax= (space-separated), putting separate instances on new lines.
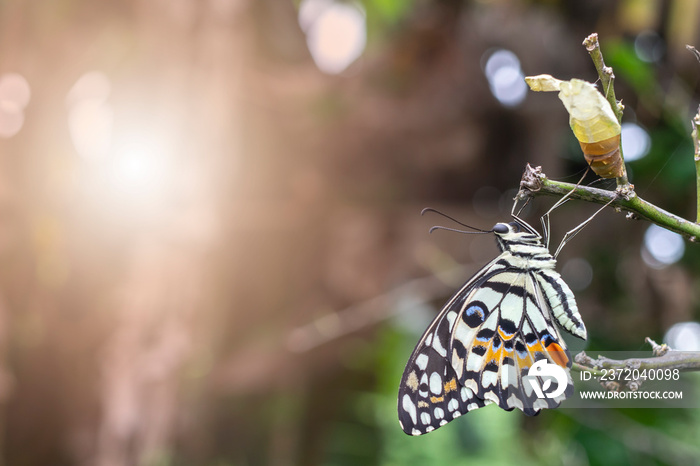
xmin=421 ymin=208 xmax=545 ymax=253
xmin=492 ymin=220 xmax=544 ymax=252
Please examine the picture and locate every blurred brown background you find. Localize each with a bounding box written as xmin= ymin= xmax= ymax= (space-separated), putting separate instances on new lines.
xmin=1 ymin=0 xmax=700 ymax=465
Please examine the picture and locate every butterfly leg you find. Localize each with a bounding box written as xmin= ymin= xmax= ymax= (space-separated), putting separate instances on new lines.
xmin=538 ymin=168 xmax=590 ymax=249
xmin=553 ymin=195 xmax=617 ymax=258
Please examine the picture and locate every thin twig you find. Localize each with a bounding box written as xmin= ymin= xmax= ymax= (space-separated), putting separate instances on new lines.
xmin=520 ymin=164 xmax=700 ymax=241
xmin=572 ymin=338 xmax=700 ymax=391
xmin=574 ymin=349 xmax=700 ymax=374
xmin=686 ymin=44 xmax=700 ymax=63
xmin=687 ymin=46 xmax=700 ymax=222
xmin=582 ymin=33 xmax=630 ymax=188
xmin=692 ymin=112 xmax=700 ymax=223
xmin=583 ymin=33 xmax=624 ymax=123
xmin=285 ymin=263 xmax=475 ymax=352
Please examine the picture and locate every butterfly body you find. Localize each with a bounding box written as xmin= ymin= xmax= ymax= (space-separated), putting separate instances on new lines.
xmin=398 ymin=220 xmax=586 ymax=436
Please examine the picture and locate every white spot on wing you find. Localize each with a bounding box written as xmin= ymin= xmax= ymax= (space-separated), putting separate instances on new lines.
xmin=507 ymin=394 xmax=524 ymax=410
xmin=500 ymin=293 xmax=524 ymax=326
xmin=482 ymin=370 xmax=498 ymax=388
xmin=434 ymin=407 xmax=445 ymax=419
xmin=416 ymin=353 xmax=429 ymax=371
xmin=446 ymin=311 xmax=458 ymax=330
xmin=432 ymin=333 xmax=447 ymax=357
xmin=527 ymin=303 xmax=551 ymax=335
xmin=466 ymin=353 xmax=484 ymax=372
xmin=429 ymin=372 xmax=442 ymax=395
xmin=448 ymin=398 xmax=459 ymax=412
xmin=402 ymin=394 xmax=417 ymax=424
xmin=482 ymin=308 xmax=499 ymax=331
xmin=420 ymin=412 xmax=431 ymax=425
xmin=453 ymin=319 xmax=477 ymax=347
xmin=451 ymin=350 xmax=464 ymax=379
xmin=469 ymin=287 xmax=503 ymax=309
xmin=499 ymin=366 xmax=510 ymax=389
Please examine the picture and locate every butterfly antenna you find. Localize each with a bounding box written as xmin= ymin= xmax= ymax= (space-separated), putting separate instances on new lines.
xmin=428 ymin=226 xmax=490 ymax=235
xmin=421 ymin=207 xmax=490 ymax=233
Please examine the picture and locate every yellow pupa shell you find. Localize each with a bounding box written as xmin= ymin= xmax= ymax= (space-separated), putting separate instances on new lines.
xmin=525 ymin=75 xmax=623 ymax=178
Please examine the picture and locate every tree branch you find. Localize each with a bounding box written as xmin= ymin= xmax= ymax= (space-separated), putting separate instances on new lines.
xmin=691 ymin=108 xmax=700 ymax=223
xmin=583 ymin=33 xmax=624 ymax=123
xmin=687 ymin=45 xmax=700 ymax=223
xmin=519 ymin=164 xmax=700 ymax=241
xmin=572 ymin=338 xmax=700 ymax=391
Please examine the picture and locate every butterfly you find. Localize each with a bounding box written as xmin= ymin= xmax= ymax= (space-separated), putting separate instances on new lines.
xmin=398 ymin=201 xmax=594 ymax=436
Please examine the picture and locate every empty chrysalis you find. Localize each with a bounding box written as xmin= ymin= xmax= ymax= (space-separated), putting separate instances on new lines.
xmin=525 ymin=75 xmax=623 ymax=179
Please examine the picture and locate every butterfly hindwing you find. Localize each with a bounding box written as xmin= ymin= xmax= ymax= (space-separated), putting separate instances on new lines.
xmin=450 ymin=269 xmax=574 ymax=414
xmin=534 ymin=269 xmax=587 ymax=339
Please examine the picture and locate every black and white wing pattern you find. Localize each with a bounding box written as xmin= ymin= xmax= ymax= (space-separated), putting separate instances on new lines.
xmin=398 ymin=257 xmax=505 ymax=436
xmin=398 ymin=220 xmax=587 ymax=436
xmin=448 ymin=269 xmax=574 ymax=416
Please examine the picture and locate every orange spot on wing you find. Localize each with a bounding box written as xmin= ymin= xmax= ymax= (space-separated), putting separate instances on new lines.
xmin=527 ymin=340 xmax=545 ymax=354
xmin=545 ymin=342 xmax=570 ymax=367
xmin=430 ymin=396 xmax=444 ymax=403
xmin=444 ymin=378 xmax=458 ymax=393
xmin=485 ymin=344 xmax=504 ymax=368
xmin=516 ymin=349 xmax=534 ymax=369
xmin=498 ymin=327 xmax=516 ymax=341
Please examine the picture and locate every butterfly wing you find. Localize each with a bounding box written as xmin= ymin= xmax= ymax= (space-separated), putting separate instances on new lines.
xmin=449 ymin=269 xmax=574 ymax=415
xmin=398 ymin=257 xmax=509 ymax=436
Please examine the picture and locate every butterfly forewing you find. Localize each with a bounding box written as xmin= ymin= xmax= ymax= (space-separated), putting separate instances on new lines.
xmin=398 ymin=258 xmax=506 ymax=435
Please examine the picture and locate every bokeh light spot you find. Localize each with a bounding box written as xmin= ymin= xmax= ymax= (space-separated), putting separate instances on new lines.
xmin=0 ymin=73 xmax=31 ymax=138
xmin=110 ymin=134 xmax=169 ymax=202
xmin=483 ymin=49 xmax=527 ymax=107
xmin=66 ymin=71 xmax=111 ymax=107
xmin=67 ymin=71 xmax=113 ymax=162
xmin=664 ymin=322 xmax=700 ymax=351
xmin=0 ymin=110 xmax=25 ymax=139
xmin=634 ymin=30 xmax=665 ymax=63
xmin=0 ymin=73 xmax=31 ymax=109
xmin=299 ymin=0 xmax=366 ymax=75
xmin=561 ymin=257 xmax=593 ymax=291
xmin=621 ymin=122 xmax=650 ymax=162
xmin=642 ymin=224 xmax=685 ymax=268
